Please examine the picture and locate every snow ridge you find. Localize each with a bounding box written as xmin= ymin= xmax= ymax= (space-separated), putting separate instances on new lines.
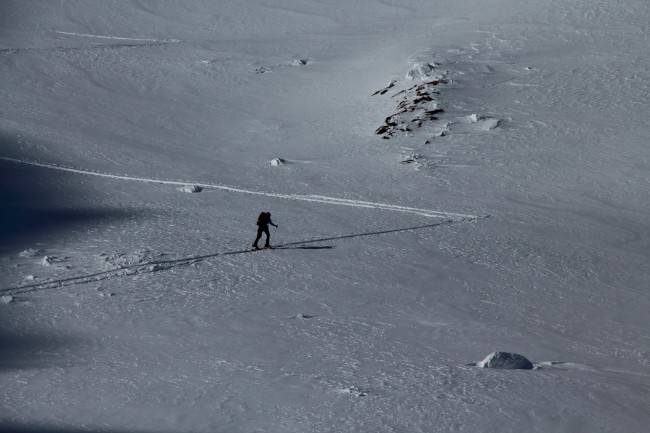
xmin=0 ymin=157 xmax=482 ymax=220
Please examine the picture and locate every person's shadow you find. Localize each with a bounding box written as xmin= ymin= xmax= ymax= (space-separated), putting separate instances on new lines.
xmin=2 ymin=219 xmax=462 ymax=296
xmin=273 ymin=245 xmax=333 ymax=250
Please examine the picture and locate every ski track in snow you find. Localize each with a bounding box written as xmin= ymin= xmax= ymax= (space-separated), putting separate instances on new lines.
xmin=1 ymin=219 xmax=471 ymax=295
xmin=0 ymin=32 xmax=181 ymax=56
xmin=0 ymin=157 xmax=482 ymax=219
xmin=53 ymin=31 xmax=161 ymax=42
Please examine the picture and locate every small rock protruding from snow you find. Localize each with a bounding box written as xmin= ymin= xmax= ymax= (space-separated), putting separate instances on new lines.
xmin=290 ymin=59 xmax=308 ymax=66
xmin=371 ymin=80 xmax=396 ymax=96
xmin=98 ymin=289 xmax=115 ymax=298
xmin=270 ymin=158 xmax=286 ymax=166
xmin=476 ymin=352 xmax=534 ymax=369
xmin=180 ymin=185 xmax=203 ymax=193
xmin=400 ymin=153 xmax=421 ymax=164
xmin=1 ymin=295 xmax=14 ymax=304
xmin=337 ymin=386 xmax=368 ymax=397
xmin=41 ymin=256 xmax=55 ymax=266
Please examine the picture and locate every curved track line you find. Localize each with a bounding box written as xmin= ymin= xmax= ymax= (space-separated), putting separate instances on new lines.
xmin=0 ymin=157 xmax=481 ymax=219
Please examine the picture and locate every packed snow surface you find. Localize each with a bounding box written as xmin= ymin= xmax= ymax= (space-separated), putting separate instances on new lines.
xmin=2 ymin=1 xmax=650 ymax=432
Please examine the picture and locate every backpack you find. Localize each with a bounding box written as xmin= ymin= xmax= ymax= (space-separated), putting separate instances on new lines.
xmin=256 ymin=212 xmax=267 ymax=226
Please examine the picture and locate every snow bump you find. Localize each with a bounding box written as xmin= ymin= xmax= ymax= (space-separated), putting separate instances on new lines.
xmin=270 ymin=158 xmax=286 ymax=166
xmin=474 ymin=352 xmax=534 ymax=370
xmin=180 ymin=185 xmax=203 ymax=193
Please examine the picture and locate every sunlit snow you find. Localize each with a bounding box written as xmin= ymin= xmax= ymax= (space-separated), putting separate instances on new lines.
xmin=1 ymin=1 xmax=650 ymax=432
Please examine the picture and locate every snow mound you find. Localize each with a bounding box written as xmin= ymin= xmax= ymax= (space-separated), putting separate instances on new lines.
xmin=476 ymin=352 xmax=534 ymax=369
xmin=406 ymin=62 xmax=442 ymax=81
xmin=180 ymin=185 xmax=203 ymax=193
xmin=460 ymin=114 xmax=500 ymax=129
xmin=446 ymin=114 xmax=500 ymax=134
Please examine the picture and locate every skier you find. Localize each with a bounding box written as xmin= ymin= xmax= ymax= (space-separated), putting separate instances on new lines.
xmin=252 ymin=211 xmax=278 ymax=250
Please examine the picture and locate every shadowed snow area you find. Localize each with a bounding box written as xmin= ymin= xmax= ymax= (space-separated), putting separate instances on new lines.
xmin=2 ymin=0 xmax=650 ymax=432
xmin=0 ymin=151 xmax=140 ymax=253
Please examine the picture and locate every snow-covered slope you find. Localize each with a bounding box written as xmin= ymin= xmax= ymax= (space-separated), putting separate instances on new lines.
xmin=2 ymin=1 xmax=649 ymax=432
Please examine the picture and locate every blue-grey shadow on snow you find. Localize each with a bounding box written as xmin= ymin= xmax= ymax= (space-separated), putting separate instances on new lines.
xmin=274 ymin=245 xmax=334 ymax=250
xmin=0 ymin=156 xmax=141 ymax=255
xmin=2 ymin=219 xmax=461 ymax=295
xmin=0 ymin=329 xmax=84 ymax=372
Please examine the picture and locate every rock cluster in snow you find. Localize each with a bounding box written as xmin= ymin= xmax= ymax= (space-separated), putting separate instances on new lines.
xmin=373 ymin=78 xmax=445 ymax=140
xmin=373 ymin=61 xmax=501 ymax=146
